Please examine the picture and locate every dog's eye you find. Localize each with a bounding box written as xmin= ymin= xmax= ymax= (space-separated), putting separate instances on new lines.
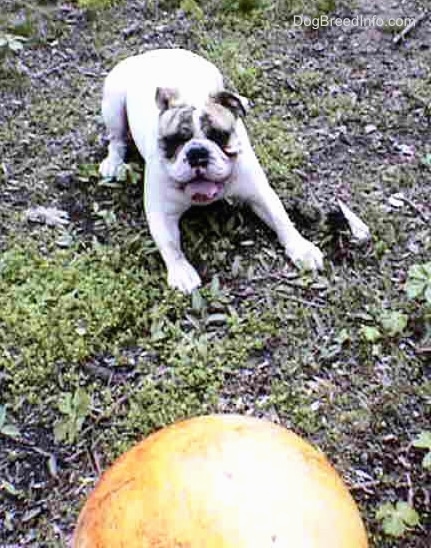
xmin=161 ymin=130 xmax=191 ymax=159
xmin=206 ymin=127 xmax=230 ymax=148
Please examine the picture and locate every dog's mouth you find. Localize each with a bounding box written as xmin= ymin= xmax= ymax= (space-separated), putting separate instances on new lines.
xmin=182 ymin=178 xmax=224 ymax=203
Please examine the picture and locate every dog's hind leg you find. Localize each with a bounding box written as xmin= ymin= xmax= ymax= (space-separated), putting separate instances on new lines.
xmin=99 ymin=66 xmax=130 ymax=179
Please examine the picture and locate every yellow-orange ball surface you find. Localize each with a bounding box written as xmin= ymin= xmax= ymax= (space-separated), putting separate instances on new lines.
xmin=73 ymin=414 xmax=368 ymax=547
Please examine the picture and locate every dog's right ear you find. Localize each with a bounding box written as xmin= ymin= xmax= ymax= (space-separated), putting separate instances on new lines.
xmin=155 ymin=87 xmax=179 ymax=112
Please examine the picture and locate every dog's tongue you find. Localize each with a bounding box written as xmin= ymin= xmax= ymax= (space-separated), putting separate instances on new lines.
xmin=184 ymin=181 xmax=221 ymax=202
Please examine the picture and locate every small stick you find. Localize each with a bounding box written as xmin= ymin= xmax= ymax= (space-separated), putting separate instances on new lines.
xmin=33 ymin=62 xmax=70 ymax=79
xmin=406 ymin=472 xmax=415 ymax=507
xmin=395 ymin=194 xmax=429 ymax=223
xmin=273 ymin=291 xmax=327 ymax=309
xmin=415 ymin=346 xmax=431 ymax=357
xmin=349 ymin=479 xmax=381 ymax=493
xmin=393 ymin=12 xmax=428 ymax=45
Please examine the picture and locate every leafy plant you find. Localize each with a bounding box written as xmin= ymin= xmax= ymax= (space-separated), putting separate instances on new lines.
xmin=180 ymin=0 xmax=204 ymax=20
xmin=379 ymin=310 xmax=408 ymax=337
xmin=360 ymin=310 xmax=408 ymax=343
xmin=376 ymin=501 xmax=420 ymax=537
xmin=405 ymin=262 xmax=431 ymax=303
xmin=359 ymin=325 xmax=381 ymax=343
xmin=412 ymin=431 xmax=431 ymax=470
xmin=0 ymin=33 xmax=27 ymax=57
xmin=93 ymin=202 xmax=117 ymax=227
xmin=53 ymin=387 xmax=92 ymax=444
xmin=75 ymin=0 xmax=114 ymax=8
xmin=0 ymin=405 xmax=20 ymax=438
xmin=222 ymin=0 xmax=267 ymax=14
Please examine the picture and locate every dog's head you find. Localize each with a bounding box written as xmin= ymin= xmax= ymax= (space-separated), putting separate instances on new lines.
xmin=156 ymin=87 xmax=247 ymax=204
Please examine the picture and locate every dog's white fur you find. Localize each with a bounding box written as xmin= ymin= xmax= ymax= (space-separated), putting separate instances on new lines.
xmin=100 ymin=49 xmax=323 ymax=293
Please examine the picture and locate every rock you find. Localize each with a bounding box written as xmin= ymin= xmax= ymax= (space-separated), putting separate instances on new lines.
xmin=55 ymin=171 xmax=74 ymax=189
xmin=337 ymin=200 xmax=371 ymax=243
xmin=388 ymin=193 xmax=405 ymax=208
xmin=364 ymin=124 xmax=377 ymax=134
xmin=25 ymin=206 xmax=70 ymax=227
xmin=56 ymin=232 xmax=74 ymax=248
xmin=394 ymin=143 xmax=415 ymax=157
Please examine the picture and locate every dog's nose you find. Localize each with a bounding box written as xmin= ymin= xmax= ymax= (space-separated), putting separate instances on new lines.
xmin=186 ymin=145 xmax=209 ymax=168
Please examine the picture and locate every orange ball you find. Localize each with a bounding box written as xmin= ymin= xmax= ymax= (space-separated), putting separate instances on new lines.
xmin=73 ymin=414 xmax=368 ymax=547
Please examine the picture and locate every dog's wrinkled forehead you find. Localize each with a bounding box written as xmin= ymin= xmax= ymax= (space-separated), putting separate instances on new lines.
xmin=158 ymin=105 xmax=194 ymax=139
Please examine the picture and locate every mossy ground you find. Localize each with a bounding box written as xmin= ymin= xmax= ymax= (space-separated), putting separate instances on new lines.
xmin=0 ymin=0 xmax=430 ymax=545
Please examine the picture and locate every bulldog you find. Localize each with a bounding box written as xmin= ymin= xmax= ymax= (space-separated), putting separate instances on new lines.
xmin=100 ymin=48 xmax=323 ymax=293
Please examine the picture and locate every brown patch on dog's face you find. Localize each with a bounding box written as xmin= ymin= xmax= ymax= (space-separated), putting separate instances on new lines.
xmin=155 ymin=87 xmax=180 ymax=112
xmin=200 ymin=103 xmax=236 ymax=150
xmin=158 ymin=106 xmax=195 ymax=160
xmin=211 ymin=91 xmax=248 ymax=118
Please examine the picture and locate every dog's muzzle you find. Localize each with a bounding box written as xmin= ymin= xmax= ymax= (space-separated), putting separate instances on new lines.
xmin=185 ymin=145 xmax=209 ymax=168
xmin=166 ymin=138 xmax=235 ymax=204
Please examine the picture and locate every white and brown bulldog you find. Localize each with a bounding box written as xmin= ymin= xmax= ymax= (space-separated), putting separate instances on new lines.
xmin=100 ymin=48 xmax=323 ymax=292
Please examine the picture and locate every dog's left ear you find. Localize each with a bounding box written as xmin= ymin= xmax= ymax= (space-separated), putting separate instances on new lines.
xmin=155 ymin=87 xmax=179 ymax=112
xmin=212 ymin=91 xmax=249 ymax=118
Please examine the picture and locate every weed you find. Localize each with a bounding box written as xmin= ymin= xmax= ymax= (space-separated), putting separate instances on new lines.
xmin=53 ymin=387 xmax=92 ymax=444
xmin=376 ymin=501 xmax=420 ymax=538
xmin=405 ymin=262 xmax=431 ymax=303
xmin=0 ymin=405 xmax=20 ymax=438
xmin=0 ymin=33 xmax=27 ymax=57
xmin=412 ymin=431 xmax=431 ymax=471
xmin=180 ymin=0 xmax=205 ymax=20
xmin=222 ymin=0 xmax=268 ymax=14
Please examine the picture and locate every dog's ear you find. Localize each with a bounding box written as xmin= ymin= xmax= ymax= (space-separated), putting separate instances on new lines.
xmin=155 ymin=87 xmax=179 ymax=112
xmin=212 ymin=91 xmax=249 ymax=118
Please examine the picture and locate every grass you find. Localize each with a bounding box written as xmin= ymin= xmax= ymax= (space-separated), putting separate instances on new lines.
xmin=0 ymin=240 xmax=280 ymax=442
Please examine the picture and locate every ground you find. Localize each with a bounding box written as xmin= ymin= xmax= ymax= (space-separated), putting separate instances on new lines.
xmin=0 ymin=0 xmax=430 ymax=546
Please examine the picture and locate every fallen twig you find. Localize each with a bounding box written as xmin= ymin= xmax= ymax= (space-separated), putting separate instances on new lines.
xmin=33 ymin=62 xmax=70 ymax=79
xmin=33 ymin=63 xmax=105 ymax=80
xmin=406 ymin=472 xmax=415 ymax=507
xmin=349 ymin=479 xmax=381 ymax=493
xmin=271 ymin=289 xmax=327 ymax=308
xmin=415 ymin=346 xmax=431 ymax=356
xmin=395 ymin=194 xmax=429 ymax=223
xmin=249 ymin=272 xmax=321 ymax=289
xmin=393 ymin=11 xmax=428 ymax=45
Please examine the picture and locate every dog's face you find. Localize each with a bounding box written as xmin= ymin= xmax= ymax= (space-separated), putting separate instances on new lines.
xmin=156 ymin=88 xmax=247 ymax=204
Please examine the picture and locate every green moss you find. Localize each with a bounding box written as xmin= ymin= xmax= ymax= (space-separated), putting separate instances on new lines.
xmin=75 ymin=0 xmax=116 ymax=9
xmin=248 ymin=116 xmax=305 ymax=192
xmin=295 ymin=69 xmax=325 ymax=91
xmin=272 ymin=0 xmax=337 ymax=18
xmin=201 ymin=38 xmax=263 ymax=98
xmin=0 ymin=241 xmax=280 ymax=451
xmin=0 ymin=244 xmax=164 ymax=399
xmin=180 ymin=0 xmax=205 ymax=20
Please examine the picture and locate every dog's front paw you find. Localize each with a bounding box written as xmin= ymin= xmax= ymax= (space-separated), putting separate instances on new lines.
xmin=167 ymin=260 xmax=202 ymax=294
xmin=287 ymin=238 xmax=324 ymax=271
xmin=99 ymin=156 xmax=126 ymax=179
